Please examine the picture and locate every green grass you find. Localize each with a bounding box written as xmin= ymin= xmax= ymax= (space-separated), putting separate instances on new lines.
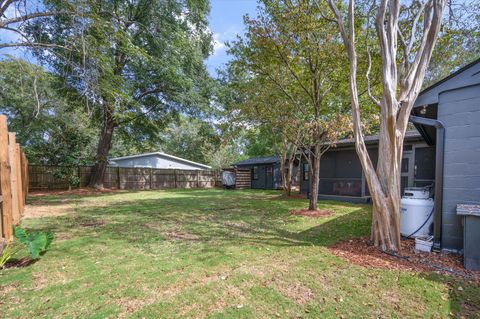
xmin=0 ymin=189 xmax=478 ymax=318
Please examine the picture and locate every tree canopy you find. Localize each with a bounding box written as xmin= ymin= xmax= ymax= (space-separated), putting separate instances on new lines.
xmin=27 ymin=0 xmax=214 ymax=187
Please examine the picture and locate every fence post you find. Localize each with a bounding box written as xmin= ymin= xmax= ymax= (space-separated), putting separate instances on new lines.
xmin=174 ymin=169 xmax=177 ymax=188
xmin=77 ymin=165 xmax=81 ymax=188
xmin=149 ymin=168 xmax=153 ymax=189
xmin=117 ymin=166 xmax=121 ymax=189
xmin=0 ymin=116 xmax=12 ymax=241
xmin=20 ymin=151 xmax=28 ymax=203
xmin=197 ymin=170 xmax=200 ymax=188
xmin=8 ymin=133 xmax=20 ymax=226
xmin=15 ymin=144 xmax=23 ymax=217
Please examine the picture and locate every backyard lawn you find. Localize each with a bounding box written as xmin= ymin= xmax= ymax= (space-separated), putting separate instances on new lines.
xmin=0 ymin=189 xmax=478 ymax=318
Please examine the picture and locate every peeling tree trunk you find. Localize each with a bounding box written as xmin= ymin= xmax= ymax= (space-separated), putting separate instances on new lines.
xmin=369 ymin=116 xmax=403 ymax=249
xmin=88 ymin=107 xmax=115 ymax=189
xmin=327 ymin=0 xmax=446 ymax=251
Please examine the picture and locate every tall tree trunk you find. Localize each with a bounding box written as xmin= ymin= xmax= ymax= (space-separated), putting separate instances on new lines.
xmin=308 ymin=144 xmax=321 ymax=211
xmin=286 ymin=158 xmax=295 ymax=197
xmin=280 ymin=137 xmax=288 ymax=196
xmin=89 ymin=108 xmax=115 ymax=189
xmin=326 ymin=0 xmax=445 ymax=252
xmin=369 ymin=116 xmax=403 ymax=249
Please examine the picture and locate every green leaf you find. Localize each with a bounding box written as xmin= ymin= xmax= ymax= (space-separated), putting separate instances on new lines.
xmin=13 ymin=226 xmax=54 ymax=259
xmin=45 ymin=231 xmax=54 ymax=250
xmin=26 ymin=233 xmax=47 ymax=259
xmin=14 ymin=226 xmax=29 ymax=244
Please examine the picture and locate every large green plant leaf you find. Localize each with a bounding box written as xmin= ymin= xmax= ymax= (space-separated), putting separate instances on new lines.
xmin=26 ymin=233 xmax=47 ymax=259
xmin=45 ymin=231 xmax=54 ymax=250
xmin=13 ymin=226 xmax=29 ymax=244
xmin=13 ymin=226 xmax=53 ymax=259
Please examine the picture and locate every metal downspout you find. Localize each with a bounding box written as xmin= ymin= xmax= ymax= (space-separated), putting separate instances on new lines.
xmin=409 ymin=115 xmax=445 ymax=251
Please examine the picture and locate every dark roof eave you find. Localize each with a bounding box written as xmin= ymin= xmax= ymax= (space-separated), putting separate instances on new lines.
xmin=328 ymin=131 xmax=423 ymax=148
xmin=415 ymin=57 xmax=480 ymax=102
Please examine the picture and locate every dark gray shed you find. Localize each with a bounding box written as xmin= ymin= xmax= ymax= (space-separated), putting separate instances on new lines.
xmin=412 ymin=58 xmax=480 ymax=253
xmin=234 ymin=156 xmax=298 ymax=190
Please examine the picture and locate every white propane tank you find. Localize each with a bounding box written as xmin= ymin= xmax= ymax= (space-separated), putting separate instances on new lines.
xmin=400 ymin=187 xmax=434 ymax=238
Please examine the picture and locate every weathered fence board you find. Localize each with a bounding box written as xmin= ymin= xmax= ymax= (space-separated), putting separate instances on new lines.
xmin=28 ymin=165 xmax=221 ymax=192
xmin=0 ymin=116 xmax=13 ymax=241
xmin=0 ymin=115 xmax=28 ymax=242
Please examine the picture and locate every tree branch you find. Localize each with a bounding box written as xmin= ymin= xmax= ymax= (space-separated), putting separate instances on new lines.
xmin=0 ymin=42 xmax=69 ymax=49
xmin=0 ymin=11 xmax=58 ymax=28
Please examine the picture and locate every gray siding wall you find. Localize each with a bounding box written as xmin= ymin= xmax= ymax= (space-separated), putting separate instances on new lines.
xmin=111 ymin=154 xmax=205 ymax=170
xmin=414 ymin=61 xmax=480 ymax=107
xmin=438 ymin=84 xmax=480 ymax=251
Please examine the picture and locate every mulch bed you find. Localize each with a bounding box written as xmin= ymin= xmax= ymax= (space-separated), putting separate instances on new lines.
xmin=3 ymin=257 xmax=36 ymax=269
xmin=29 ymin=188 xmax=122 ymax=197
xmin=329 ymin=237 xmax=480 ymax=281
xmin=290 ymin=208 xmax=333 ymax=217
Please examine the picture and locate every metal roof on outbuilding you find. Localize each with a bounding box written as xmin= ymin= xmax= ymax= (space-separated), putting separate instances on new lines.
xmin=109 ymin=152 xmax=211 ymax=169
xmin=234 ymin=156 xmax=280 ymax=166
xmin=330 ymin=130 xmax=423 ymax=147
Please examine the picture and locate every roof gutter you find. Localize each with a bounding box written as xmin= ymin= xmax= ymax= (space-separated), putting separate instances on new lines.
xmin=409 ymin=115 xmax=445 ymax=251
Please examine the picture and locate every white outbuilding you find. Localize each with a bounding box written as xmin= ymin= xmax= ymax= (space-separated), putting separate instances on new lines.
xmin=108 ymin=152 xmax=211 ymax=170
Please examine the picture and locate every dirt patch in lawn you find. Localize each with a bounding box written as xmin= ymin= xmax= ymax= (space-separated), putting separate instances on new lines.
xmin=165 ymin=230 xmax=201 ymax=241
xmin=290 ymin=208 xmax=333 ymax=217
xmin=272 ymin=280 xmax=314 ymax=305
xmin=28 ymin=188 xmax=122 ymax=197
xmin=273 ymin=193 xmax=307 ymax=200
xmin=0 ymin=282 xmax=19 ymax=297
xmin=24 ymin=202 xmax=75 ymax=218
xmin=80 ymin=220 xmax=106 ymax=228
xmin=329 ymin=237 xmax=480 ymax=282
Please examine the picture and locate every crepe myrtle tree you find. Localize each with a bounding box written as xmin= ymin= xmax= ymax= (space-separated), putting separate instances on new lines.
xmin=228 ymin=0 xmax=351 ymax=210
xmin=221 ymin=66 xmax=303 ymax=198
xmin=324 ymin=0 xmax=446 ymax=251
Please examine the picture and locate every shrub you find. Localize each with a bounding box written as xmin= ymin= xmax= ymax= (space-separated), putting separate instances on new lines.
xmin=13 ymin=226 xmax=54 ymax=259
xmin=0 ymin=240 xmax=20 ymax=269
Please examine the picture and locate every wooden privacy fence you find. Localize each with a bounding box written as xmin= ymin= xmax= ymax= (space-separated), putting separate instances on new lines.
xmin=0 ymin=115 xmax=28 ymax=242
xmin=28 ymin=165 xmax=222 ymax=191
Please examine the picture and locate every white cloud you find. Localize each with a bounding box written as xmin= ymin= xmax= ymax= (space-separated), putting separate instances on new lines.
xmin=212 ymin=33 xmax=226 ymax=56
xmin=211 ymin=26 xmax=241 ymax=57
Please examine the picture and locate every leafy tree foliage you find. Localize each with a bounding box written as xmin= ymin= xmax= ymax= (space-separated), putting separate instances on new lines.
xmin=0 ymin=59 xmax=97 ymax=165
xmin=159 ymin=116 xmax=221 ymax=165
xmin=29 ymin=0 xmax=214 ymax=188
xmin=424 ymin=0 xmax=480 ymax=86
xmin=243 ymin=126 xmax=282 ymax=158
xmin=225 ymin=0 xmax=352 ymax=206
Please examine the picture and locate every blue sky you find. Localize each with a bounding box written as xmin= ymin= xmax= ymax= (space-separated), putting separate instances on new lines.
xmin=0 ymin=0 xmax=259 ymax=76
xmin=206 ymin=0 xmax=259 ymax=77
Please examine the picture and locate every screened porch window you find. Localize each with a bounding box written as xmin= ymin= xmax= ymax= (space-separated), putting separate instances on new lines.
xmin=319 ymin=151 xmax=362 ymax=197
xmin=266 ymin=166 xmax=273 ymax=176
xmin=303 ymin=163 xmax=309 ymax=181
xmin=252 ymin=166 xmax=258 ymax=180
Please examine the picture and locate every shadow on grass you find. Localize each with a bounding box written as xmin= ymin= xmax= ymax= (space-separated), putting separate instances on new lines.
xmin=420 ymin=272 xmax=480 ymax=318
xmin=26 ymin=190 xmax=371 ymax=251
xmin=26 ymin=189 xmax=143 ymax=206
xmin=21 ymin=189 xmax=479 ymax=317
